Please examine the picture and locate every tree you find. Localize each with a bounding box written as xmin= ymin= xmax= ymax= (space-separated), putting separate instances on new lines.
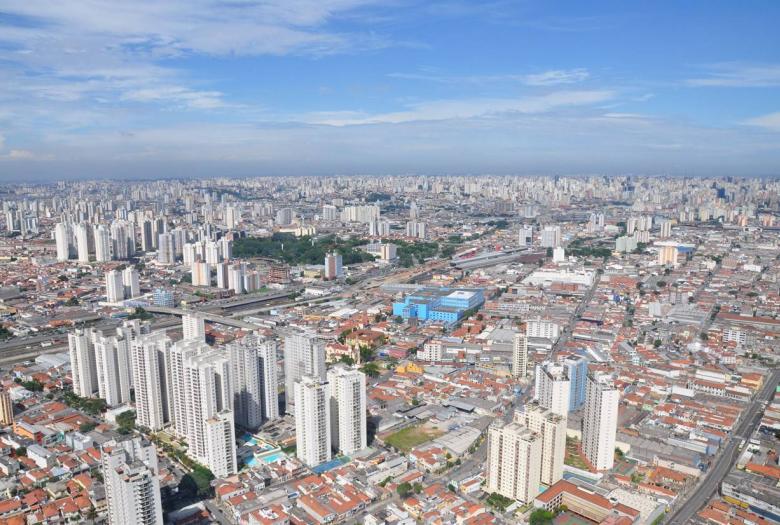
xmin=529 ymin=509 xmax=555 ymax=525
xmin=116 ymin=410 xmax=136 ymax=434
xmin=339 ymin=355 xmax=355 ymax=366
xmin=79 ymin=422 xmax=97 ymax=433
xmin=361 ymin=362 xmax=380 ymax=378
xmin=14 ymin=447 xmax=26 ymax=457
xmin=653 ymin=339 xmax=662 ymax=348
xmin=397 ymin=482 xmax=413 ymax=498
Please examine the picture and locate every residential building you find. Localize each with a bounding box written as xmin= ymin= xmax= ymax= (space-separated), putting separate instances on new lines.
xmin=486 ymin=421 xmax=542 ymax=503
xmin=295 ymin=375 xmax=331 ymax=467
xmin=582 ymin=373 xmax=620 ymax=471
xmin=102 ymin=437 xmax=164 ymax=525
xmin=328 ymin=364 xmax=367 ymax=456
xmin=283 ymin=332 xmax=326 ymax=414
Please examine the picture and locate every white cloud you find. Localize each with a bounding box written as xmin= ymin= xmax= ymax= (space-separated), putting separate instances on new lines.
xmin=743 ymin=111 xmax=780 ymax=130
xmin=686 ymin=63 xmax=780 ymax=87
xmin=305 ymin=90 xmax=614 ymax=125
xmin=523 ymin=68 xmax=590 ymax=86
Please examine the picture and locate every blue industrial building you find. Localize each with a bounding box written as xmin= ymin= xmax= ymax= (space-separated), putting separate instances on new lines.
xmin=392 ymin=287 xmax=484 ymax=324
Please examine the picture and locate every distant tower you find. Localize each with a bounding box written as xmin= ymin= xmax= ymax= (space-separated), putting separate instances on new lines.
xmin=511 ymin=332 xmax=528 ymax=378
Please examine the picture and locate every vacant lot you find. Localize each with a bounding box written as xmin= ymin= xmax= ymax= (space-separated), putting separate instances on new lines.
xmin=384 ymin=424 xmax=443 ymax=452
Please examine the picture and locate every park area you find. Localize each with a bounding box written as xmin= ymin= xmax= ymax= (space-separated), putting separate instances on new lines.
xmin=383 ymin=424 xmax=443 ymax=452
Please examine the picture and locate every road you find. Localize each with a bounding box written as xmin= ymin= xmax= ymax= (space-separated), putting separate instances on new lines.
xmin=547 ymin=272 xmax=601 ymax=360
xmin=665 ymin=369 xmax=779 ymax=525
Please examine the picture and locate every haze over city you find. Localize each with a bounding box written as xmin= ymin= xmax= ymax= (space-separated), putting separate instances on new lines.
xmin=0 ymin=1 xmax=779 ymax=179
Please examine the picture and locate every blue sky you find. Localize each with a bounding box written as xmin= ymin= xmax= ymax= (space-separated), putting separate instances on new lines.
xmin=0 ymin=0 xmax=779 ymax=179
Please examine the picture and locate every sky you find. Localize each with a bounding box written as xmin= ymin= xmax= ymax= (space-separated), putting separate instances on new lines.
xmin=0 ymin=0 xmax=779 ymax=180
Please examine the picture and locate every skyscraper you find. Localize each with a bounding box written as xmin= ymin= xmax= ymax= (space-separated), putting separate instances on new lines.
xmin=157 ymin=232 xmax=175 ymax=265
xmin=324 ymin=251 xmax=343 ymax=280
xmin=517 ymin=403 xmax=566 ymax=486
xmin=170 ymin=341 xmax=237 ymax=477
xmin=102 ymin=436 xmax=163 ymax=525
xmin=486 ymin=420 xmax=542 ymax=504
xmin=94 ymin=224 xmax=112 ymax=262
xmin=0 ymin=390 xmax=13 ymax=426
xmin=105 ymin=269 xmax=124 ymax=303
xmin=294 ymin=375 xmax=331 ymax=467
xmin=582 ymin=372 xmax=620 ymax=471
xmin=283 ymin=332 xmax=326 ymax=414
xmin=191 ymin=261 xmax=211 ymax=287
xmin=327 ymin=364 xmax=367 ymax=456
xmin=75 ymin=222 xmax=91 ymax=262
xmin=182 ymin=314 xmax=206 ymax=342
xmin=534 ymin=362 xmax=571 ymax=417
xmin=562 ymin=355 xmax=588 ymax=411
xmin=131 ymin=332 xmax=173 ymax=431
xmin=512 ymin=332 xmax=528 ymax=378
xmin=540 ymin=226 xmax=562 ymax=248
xmin=55 ymin=222 xmax=72 ymax=261
xmin=122 ymin=267 xmax=140 ymax=299
xmin=68 ymin=329 xmax=98 ymax=398
xmin=94 ymin=333 xmax=132 ymax=407
xmin=228 ymin=335 xmax=279 ymax=429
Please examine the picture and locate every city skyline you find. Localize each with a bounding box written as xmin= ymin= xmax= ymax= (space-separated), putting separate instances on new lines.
xmin=0 ymin=1 xmax=779 ymax=179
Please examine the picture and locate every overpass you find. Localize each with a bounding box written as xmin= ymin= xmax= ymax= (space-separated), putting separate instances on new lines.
xmin=144 ymin=306 xmax=264 ymax=330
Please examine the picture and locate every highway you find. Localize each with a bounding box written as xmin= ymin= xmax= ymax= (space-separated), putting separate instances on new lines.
xmin=664 ymin=369 xmax=779 ymax=525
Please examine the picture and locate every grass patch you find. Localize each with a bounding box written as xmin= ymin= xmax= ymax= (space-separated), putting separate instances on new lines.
xmin=384 ymin=424 xmax=443 ymax=452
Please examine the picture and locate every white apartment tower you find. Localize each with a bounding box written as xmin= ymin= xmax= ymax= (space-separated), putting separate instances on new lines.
xmin=182 ymin=314 xmax=206 ymax=342
xmin=283 ymin=332 xmax=326 ymax=414
xmin=327 ymin=364 xmax=367 ymax=456
xmin=68 ymin=329 xmax=98 ymax=398
xmin=122 ymin=267 xmax=140 ymax=299
xmin=534 ymin=362 xmax=571 ymax=417
xmin=294 ymin=375 xmax=331 ymax=467
xmin=228 ymin=335 xmax=279 ymax=429
xmin=75 ymin=222 xmax=91 ymax=262
xmin=94 ymin=333 xmax=132 ymax=407
xmin=105 ymin=269 xmax=124 ymax=303
xmin=486 ymin=421 xmax=542 ymax=503
xmin=94 ymin=224 xmax=112 ymax=262
xmin=102 ymin=437 xmax=164 ymax=525
xmin=55 ymin=222 xmax=72 ymax=261
xmin=512 ymin=332 xmax=528 ymax=378
xmin=170 ymin=341 xmax=237 ymax=477
xmin=517 ymin=403 xmax=566 ymax=486
xmin=540 ymin=226 xmax=562 ymax=248
xmin=582 ymin=372 xmax=620 ymax=471
xmin=131 ymin=332 xmax=173 ymax=431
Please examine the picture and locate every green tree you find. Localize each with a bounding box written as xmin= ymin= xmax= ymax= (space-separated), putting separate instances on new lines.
xmin=397 ymin=482 xmax=413 ymax=498
xmin=529 ymin=509 xmax=555 ymax=525
xmin=361 ymin=362 xmax=380 ymax=378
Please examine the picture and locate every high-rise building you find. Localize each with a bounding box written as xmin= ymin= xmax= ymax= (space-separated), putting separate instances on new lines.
xmin=75 ymin=222 xmax=91 ymax=262
xmin=94 ymin=224 xmax=112 ymax=262
xmin=582 ymin=373 xmax=620 ymax=471
xmin=660 ymin=220 xmax=673 ymax=238
xmin=517 ymin=403 xmax=566 ymax=486
xmin=157 ymin=232 xmax=175 ymax=265
xmin=191 ymin=261 xmax=211 ymax=287
xmin=215 ymin=262 xmax=229 ymax=288
xmin=327 ymin=364 xmax=367 ymax=456
xmin=55 ymin=222 xmax=72 ymax=261
xmin=294 ymin=375 xmax=331 ymax=467
xmin=283 ymin=332 xmax=326 ymax=414
xmin=562 ymin=356 xmax=588 ymax=411
xmin=170 ymin=342 xmax=237 ymax=477
xmin=0 ymin=390 xmax=13 ymax=426
xmin=228 ymin=263 xmax=245 ymax=293
xmin=534 ymin=362 xmax=571 ymax=417
xmin=152 ymin=288 xmax=174 ymax=307
xmin=512 ymin=332 xmax=528 ymax=378
xmin=68 ymin=329 xmax=98 ymax=398
xmin=102 ymin=436 xmax=164 ymax=525
xmin=519 ymin=226 xmax=533 ymax=247
xmin=182 ymin=314 xmax=206 ymax=342
xmin=324 ymin=252 xmax=343 ymax=280
xmin=141 ymin=219 xmax=154 ymax=252
xmin=228 ymin=335 xmax=279 ymax=429
xmin=657 ymin=242 xmax=679 ymax=266
xmin=131 ymin=332 xmax=173 ymax=431
xmin=105 ymin=269 xmax=124 ymax=303
xmin=94 ymin=333 xmax=132 ymax=407
xmin=205 ymin=241 xmax=220 ymax=265
xmin=405 ymin=220 xmax=426 ymax=239
xmin=526 ymin=318 xmax=560 ymax=340
xmin=122 ymin=267 xmax=140 ymax=299
xmin=540 ymin=226 xmax=562 ymax=248
xmin=486 ymin=420 xmax=542 ymax=504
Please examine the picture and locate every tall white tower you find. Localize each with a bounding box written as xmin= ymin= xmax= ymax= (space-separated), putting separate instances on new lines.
xmin=283 ymin=332 xmax=326 ymax=414
xmin=582 ymin=372 xmax=620 ymax=471
xmin=55 ymin=222 xmax=72 ymax=261
xmin=75 ymin=222 xmax=91 ymax=263
xmin=102 ymin=437 xmax=164 ymax=525
xmin=122 ymin=267 xmax=140 ymax=299
xmin=294 ymin=375 xmax=331 ymax=467
xmin=486 ymin=421 xmax=542 ymax=504
xmin=512 ymin=332 xmax=528 ymax=378
xmin=534 ymin=362 xmax=571 ymax=417
xmin=517 ymin=403 xmax=566 ymax=486
xmin=94 ymin=224 xmax=112 ymax=262
xmin=327 ymin=364 xmax=367 ymax=456
xmin=131 ymin=332 xmax=173 ymax=432
xmin=105 ymin=269 xmax=125 ymax=303
xmin=229 ymin=335 xmax=279 ymax=429
xmin=68 ymin=329 xmax=98 ymax=398
xmin=182 ymin=314 xmax=206 ymax=342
